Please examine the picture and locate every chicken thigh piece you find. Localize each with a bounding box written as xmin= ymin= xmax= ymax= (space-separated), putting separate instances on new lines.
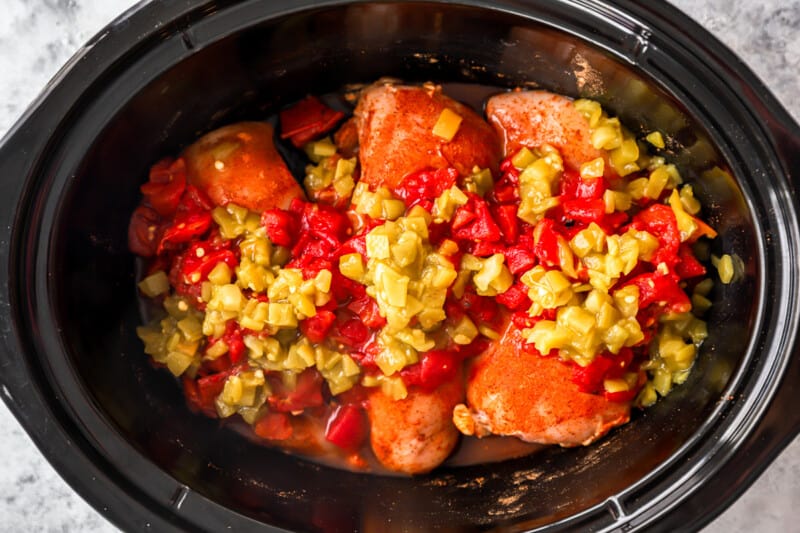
xmin=182 ymin=121 xmax=305 ymax=212
xmin=454 ymin=320 xmax=630 ymax=446
xmin=486 ymin=90 xmax=606 ymax=172
xmin=352 ymin=83 xmax=502 ymax=474
xmin=367 ymin=376 xmax=464 ymax=475
xmin=355 ymin=82 xmax=502 ymax=189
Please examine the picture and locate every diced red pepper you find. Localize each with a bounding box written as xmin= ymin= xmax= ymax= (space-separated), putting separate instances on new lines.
xmin=561 ymin=198 xmax=606 ymax=224
xmin=128 ymin=205 xmax=161 ymax=257
xmin=192 ymin=371 xmax=232 ymax=416
xmin=571 ymin=354 xmax=616 ymax=394
xmin=254 ymin=411 xmax=294 ymax=441
xmin=280 ymin=95 xmax=345 ymax=148
xmin=492 ymin=203 xmax=520 ymax=244
xmin=401 ymin=350 xmax=459 ymax=392
xmin=559 ymin=169 xmax=606 ymax=200
xmin=624 ymin=271 xmax=691 ymax=314
xmin=337 ymin=317 xmax=370 ymax=347
xmin=178 ymin=243 xmax=237 ymax=285
xmin=532 ymin=218 xmax=563 ymax=268
xmin=300 ymin=310 xmax=337 ymax=343
xmin=460 ymin=289 xmax=499 ymax=325
xmin=268 ymin=369 xmax=325 ymax=413
xmin=452 ymin=195 xmax=502 ymax=242
xmin=675 ymin=243 xmax=706 ymax=279
xmin=631 ymin=204 xmax=680 ymax=267
xmin=395 ymin=168 xmax=458 ymax=208
xmin=140 ymin=158 xmax=187 ymax=217
xmin=503 ymin=244 xmax=537 ymax=274
xmin=158 ymin=211 xmax=213 ymax=253
xmin=324 ymin=404 xmax=368 ymax=450
xmin=261 ymin=208 xmax=299 ymax=247
xmin=347 ymin=296 xmax=386 ymax=329
xmin=495 ymin=282 xmax=531 ymax=311
xmin=178 ymin=184 xmax=214 ymax=213
xmin=221 ymin=321 xmax=246 ymax=364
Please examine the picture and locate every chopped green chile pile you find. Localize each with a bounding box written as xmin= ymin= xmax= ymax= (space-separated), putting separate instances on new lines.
xmin=130 ymin=86 xmax=727 ymax=474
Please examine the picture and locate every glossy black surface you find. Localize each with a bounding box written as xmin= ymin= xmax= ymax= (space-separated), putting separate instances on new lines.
xmin=0 ymin=1 xmax=799 ymax=532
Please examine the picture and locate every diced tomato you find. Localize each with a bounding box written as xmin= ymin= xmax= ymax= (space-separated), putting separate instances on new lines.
xmin=261 ymin=208 xmax=299 ymax=247
xmin=254 ymin=411 xmax=294 ymax=441
xmin=470 ymin=241 xmax=505 ymax=257
xmin=280 ymin=95 xmax=345 ymax=148
xmin=300 ymin=310 xmax=337 ymax=343
xmin=325 ymin=404 xmax=368 ymax=450
xmin=450 ymin=206 xmax=477 ymax=230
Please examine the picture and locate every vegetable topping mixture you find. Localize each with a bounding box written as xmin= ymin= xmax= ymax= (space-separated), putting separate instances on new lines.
xmin=129 ymin=81 xmax=726 ymax=474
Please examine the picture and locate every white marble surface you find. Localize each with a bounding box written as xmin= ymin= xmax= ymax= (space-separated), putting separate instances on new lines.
xmin=0 ymin=0 xmax=798 ymax=531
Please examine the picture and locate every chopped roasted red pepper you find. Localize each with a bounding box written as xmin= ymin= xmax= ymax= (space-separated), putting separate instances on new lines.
xmin=632 ymin=204 xmax=680 ymax=267
xmin=158 ymin=211 xmax=213 ymax=253
xmin=675 ymin=243 xmax=707 ymax=279
xmin=559 ymin=168 xmax=606 ymax=200
xmin=128 ymin=205 xmax=161 ymax=257
xmin=261 ymin=208 xmax=299 ymax=247
xmin=452 ymin=194 xmax=502 ymax=242
xmin=268 ymin=369 xmax=325 ymax=413
xmin=395 ymin=167 xmax=459 ymax=208
xmin=495 ymin=281 xmax=531 ymax=311
xmin=532 ymin=218 xmax=563 ymax=268
xmin=325 ymin=404 xmax=368 ymax=450
xmin=624 ymin=271 xmax=692 ymax=314
xmin=401 ymin=350 xmax=459 ymax=392
xmin=492 ymin=203 xmax=520 ymax=244
xmin=280 ymin=95 xmax=345 ymax=148
xmin=140 ymin=158 xmax=187 ymax=217
xmin=177 ymin=242 xmax=237 ymax=285
xmin=300 ymin=310 xmax=337 ymax=343
xmin=503 ymin=244 xmax=536 ymax=274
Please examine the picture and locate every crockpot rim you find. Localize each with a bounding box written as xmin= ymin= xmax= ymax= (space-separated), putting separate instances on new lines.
xmin=1 ymin=1 xmax=799 ymax=532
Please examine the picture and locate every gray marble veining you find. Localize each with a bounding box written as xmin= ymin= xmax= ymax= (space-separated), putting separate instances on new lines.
xmin=0 ymin=1 xmax=798 ymax=531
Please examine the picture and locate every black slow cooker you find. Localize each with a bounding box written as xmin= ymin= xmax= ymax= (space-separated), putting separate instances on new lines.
xmin=1 ymin=1 xmax=799 ymax=531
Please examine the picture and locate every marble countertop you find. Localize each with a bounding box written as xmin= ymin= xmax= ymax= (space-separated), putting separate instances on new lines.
xmin=1 ymin=0 xmax=798 ymax=531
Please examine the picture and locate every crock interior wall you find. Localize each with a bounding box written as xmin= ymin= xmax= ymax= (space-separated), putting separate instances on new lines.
xmin=52 ymin=3 xmax=757 ymax=530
